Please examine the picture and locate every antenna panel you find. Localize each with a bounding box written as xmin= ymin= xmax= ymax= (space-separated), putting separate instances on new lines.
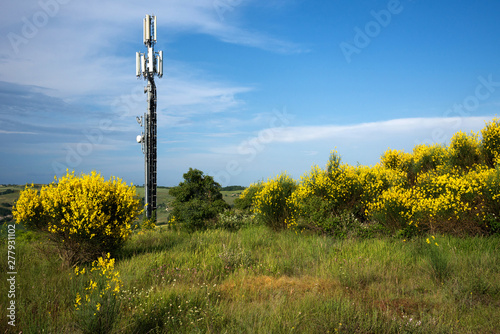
xmin=136 ymin=52 xmax=141 ymax=77
xmin=153 ymin=16 xmax=157 ymax=42
xmin=158 ymin=51 xmax=163 ymax=77
xmin=145 ymin=15 xmax=151 ymax=43
xmin=141 ymin=54 xmax=146 ymax=75
xmin=148 ymin=47 xmax=154 ymax=74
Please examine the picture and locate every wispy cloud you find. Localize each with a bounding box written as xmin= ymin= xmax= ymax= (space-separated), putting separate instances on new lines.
xmin=265 ymin=117 xmax=490 ymax=144
xmin=0 ymin=130 xmax=38 ymax=135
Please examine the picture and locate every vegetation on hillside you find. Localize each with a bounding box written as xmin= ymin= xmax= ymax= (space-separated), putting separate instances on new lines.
xmin=241 ymin=118 xmax=500 ymax=237
xmin=168 ymin=168 xmax=230 ymax=231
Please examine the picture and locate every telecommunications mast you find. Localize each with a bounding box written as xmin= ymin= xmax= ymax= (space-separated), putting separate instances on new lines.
xmin=136 ymin=14 xmax=163 ymax=221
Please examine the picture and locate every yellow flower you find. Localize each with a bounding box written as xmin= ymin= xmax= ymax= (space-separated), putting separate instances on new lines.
xmin=74 ymin=293 xmax=82 ymax=309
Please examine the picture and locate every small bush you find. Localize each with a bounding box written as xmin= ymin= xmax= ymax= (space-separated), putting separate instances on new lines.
xmin=13 ymin=171 xmax=142 ymax=265
xmin=481 ymin=166 xmax=500 ymax=234
xmin=448 ymin=130 xmax=482 ymax=170
xmin=366 ymin=185 xmax=418 ymax=237
xmin=134 ymin=211 xmax=157 ymax=231
xmin=169 ymin=168 xmax=230 ymax=231
xmin=215 ymin=210 xmax=257 ymax=231
xmin=380 ymin=148 xmax=412 ymax=172
xmin=252 ymin=172 xmax=297 ymax=230
xmin=481 ymin=117 xmax=500 ymax=167
xmin=412 ymin=143 xmax=448 ymax=174
xmin=72 ymin=253 xmax=122 ymax=334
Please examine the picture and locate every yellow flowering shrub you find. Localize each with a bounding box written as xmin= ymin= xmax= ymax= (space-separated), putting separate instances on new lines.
xmin=448 ymin=130 xmax=482 ymax=170
xmin=288 ymin=157 xmax=406 ymax=234
xmin=73 ymin=253 xmax=122 ymax=333
xmin=252 ymin=172 xmax=296 ymax=230
xmin=365 ymin=121 xmax=500 ymax=236
xmin=411 ymin=170 xmax=484 ymax=234
xmin=235 ymin=181 xmax=263 ymax=211
xmin=481 ymin=117 xmax=500 ymax=167
xmin=476 ymin=166 xmax=500 ymax=233
xmin=241 ymin=120 xmax=499 ymax=236
xmin=380 ymin=148 xmax=412 ymax=172
xmin=13 ymin=170 xmax=142 ymax=265
xmin=368 ymin=163 xmax=497 ymax=236
xmin=287 ymin=165 xmax=341 ymax=232
xmin=365 ymin=185 xmax=418 ymax=235
xmin=412 ymin=143 xmax=448 ymax=175
xmin=348 ymin=164 xmax=407 ymax=212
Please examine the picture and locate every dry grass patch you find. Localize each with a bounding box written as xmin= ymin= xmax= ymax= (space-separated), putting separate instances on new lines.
xmin=219 ymin=275 xmax=342 ymax=302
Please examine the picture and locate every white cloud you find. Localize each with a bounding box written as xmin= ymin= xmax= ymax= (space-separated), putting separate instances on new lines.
xmin=266 ymin=117 xmax=490 ymax=145
xmin=199 ymin=116 xmax=495 ymax=184
xmin=0 ymin=130 xmax=38 ymax=135
xmin=0 ymin=0 xmax=302 ymax=89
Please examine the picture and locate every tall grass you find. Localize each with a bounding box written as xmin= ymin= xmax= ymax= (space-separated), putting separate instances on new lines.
xmin=1 ymin=226 xmax=499 ymax=333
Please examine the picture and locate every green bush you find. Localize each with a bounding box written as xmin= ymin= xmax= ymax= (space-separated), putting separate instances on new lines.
xmin=169 ymin=168 xmax=230 ymax=231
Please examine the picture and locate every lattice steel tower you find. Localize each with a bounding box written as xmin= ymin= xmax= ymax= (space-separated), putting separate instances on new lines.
xmin=136 ymin=14 xmax=163 ymax=220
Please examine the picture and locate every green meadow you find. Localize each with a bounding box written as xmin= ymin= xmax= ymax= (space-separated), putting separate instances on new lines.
xmin=1 ymin=222 xmax=499 ymax=333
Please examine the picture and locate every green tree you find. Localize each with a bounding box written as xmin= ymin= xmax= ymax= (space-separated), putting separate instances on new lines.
xmin=169 ymin=168 xmax=229 ymax=230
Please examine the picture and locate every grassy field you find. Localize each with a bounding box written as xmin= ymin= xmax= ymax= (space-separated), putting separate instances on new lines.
xmin=1 ymin=225 xmax=499 ymax=333
xmin=1 ymin=184 xmax=499 ymax=333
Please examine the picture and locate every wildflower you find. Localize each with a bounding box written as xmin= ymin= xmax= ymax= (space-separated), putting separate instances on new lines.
xmin=75 ymin=293 xmax=82 ymax=309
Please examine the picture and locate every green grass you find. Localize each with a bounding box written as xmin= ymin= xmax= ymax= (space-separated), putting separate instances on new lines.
xmin=221 ymin=190 xmax=244 ymax=207
xmin=1 ymin=226 xmax=499 ymax=333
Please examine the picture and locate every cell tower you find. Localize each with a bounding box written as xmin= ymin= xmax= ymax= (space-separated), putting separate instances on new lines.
xmin=136 ymin=14 xmax=163 ymax=221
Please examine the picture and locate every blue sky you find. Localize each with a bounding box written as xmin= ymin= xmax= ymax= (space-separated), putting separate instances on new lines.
xmin=1 ymin=0 xmax=499 ymax=187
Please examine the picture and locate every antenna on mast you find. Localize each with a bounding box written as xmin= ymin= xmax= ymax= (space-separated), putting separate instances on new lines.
xmin=136 ymin=14 xmax=163 ymax=221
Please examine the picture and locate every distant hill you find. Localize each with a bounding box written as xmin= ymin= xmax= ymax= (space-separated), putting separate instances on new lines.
xmin=221 ymin=185 xmax=246 ymax=191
